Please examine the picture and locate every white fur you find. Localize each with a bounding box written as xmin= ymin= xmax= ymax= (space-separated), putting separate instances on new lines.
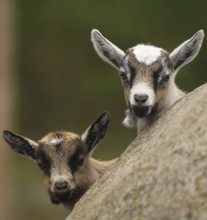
xmin=122 ymin=109 xmax=136 ymax=128
xmin=50 ymin=137 xmax=64 ymax=145
xmin=133 ymin=45 xmax=162 ymax=65
xmin=52 ymin=174 xmax=70 ymax=182
xmin=160 ymin=82 xmax=185 ymax=111
xmin=129 ymin=82 xmax=155 ymax=106
xmin=136 ymin=118 xmax=149 ymax=134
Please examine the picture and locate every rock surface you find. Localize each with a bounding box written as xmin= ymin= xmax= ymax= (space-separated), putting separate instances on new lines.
xmin=66 ymin=83 xmax=207 ymax=220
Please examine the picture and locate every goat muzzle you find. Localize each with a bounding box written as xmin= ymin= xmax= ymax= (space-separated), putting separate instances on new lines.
xmin=132 ymin=105 xmax=151 ymax=118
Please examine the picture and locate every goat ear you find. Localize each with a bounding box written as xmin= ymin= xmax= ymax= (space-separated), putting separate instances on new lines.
xmin=91 ymin=29 xmax=125 ymax=70
xmin=81 ymin=112 xmax=110 ymax=153
xmin=169 ymin=30 xmax=204 ymax=71
xmin=3 ymin=130 xmax=38 ymax=160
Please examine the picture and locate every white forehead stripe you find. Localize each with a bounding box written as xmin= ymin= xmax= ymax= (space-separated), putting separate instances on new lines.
xmin=132 ymin=44 xmax=162 ymax=65
xmin=50 ymin=137 xmax=64 ymax=145
xmin=51 ymin=174 xmax=68 ymax=182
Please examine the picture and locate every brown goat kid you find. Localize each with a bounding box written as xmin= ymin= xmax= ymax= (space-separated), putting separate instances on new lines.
xmin=3 ymin=112 xmax=118 ymax=211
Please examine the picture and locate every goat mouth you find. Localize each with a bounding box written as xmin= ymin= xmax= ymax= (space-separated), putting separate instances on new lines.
xmin=56 ymin=189 xmax=73 ymax=200
xmin=50 ymin=189 xmax=73 ymax=204
xmin=132 ymin=105 xmax=151 ymax=118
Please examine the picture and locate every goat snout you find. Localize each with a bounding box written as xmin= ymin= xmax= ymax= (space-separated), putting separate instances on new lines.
xmin=134 ymin=94 xmax=148 ymax=104
xmin=129 ymin=82 xmax=155 ymax=108
xmin=52 ymin=180 xmax=74 ymax=202
xmin=55 ymin=181 xmax=68 ymax=191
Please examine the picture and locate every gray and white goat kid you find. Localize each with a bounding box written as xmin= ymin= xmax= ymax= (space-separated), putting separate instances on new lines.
xmin=3 ymin=112 xmax=117 ymax=211
xmin=91 ymin=29 xmax=204 ymax=133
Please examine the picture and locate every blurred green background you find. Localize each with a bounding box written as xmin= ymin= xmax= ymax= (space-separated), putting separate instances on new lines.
xmin=1 ymin=0 xmax=207 ymax=219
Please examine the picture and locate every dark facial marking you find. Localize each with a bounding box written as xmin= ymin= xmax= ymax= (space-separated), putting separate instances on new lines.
xmin=68 ymin=142 xmax=85 ymax=174
xmin=120 ymin=71 xmax=129 ymax=86
xmin=125 ymin=50 xmax=138 ymax=88
xmin=153 ymin=66 xmax=163 ymax=91
xmin=49 ymin=191 xmax=61 ymax=204
xmin=128 ymin=64 xmax=136 ymax=88
xmin=159 ymin=75 xmax=170 ymax=88
xmin=49 ymin=185 xmax=86 ymax=205
xmin=119 ymin=55 xmax=130 ymax=86
xmin=56 ymin=143 xmax=62 ymax=152
xmin=153 ymin=56 xmax=173 ymax=91
xmin=36 ymin=150 xmax=51 ymax=176
xmin=132 ymin=106 xmax=150 ymax=118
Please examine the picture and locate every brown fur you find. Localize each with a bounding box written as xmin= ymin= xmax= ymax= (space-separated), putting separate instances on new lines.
xmin=39 ymin=131 xmax=118 ymax=210
xmin=3 ymin=112 xmax=116 ymax=212
xmin=62 ymin=157 xmax=118 ymax=210
xmin=4 ymin=130 xmax=117 ymax=212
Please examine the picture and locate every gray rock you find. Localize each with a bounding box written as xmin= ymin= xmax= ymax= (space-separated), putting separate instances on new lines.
xmin=66 ymin=83 xmax=207 ymax=220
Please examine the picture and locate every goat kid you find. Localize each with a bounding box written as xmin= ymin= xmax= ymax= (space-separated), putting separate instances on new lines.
xmin=3 ymin=112 xmax=117 ymax=211
xmin=91 ymin=29 xmax=204 ymax=133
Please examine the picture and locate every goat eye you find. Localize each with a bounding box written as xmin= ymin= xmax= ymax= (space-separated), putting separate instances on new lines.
xmin=120 ymin=71 xmax=127 ymax=79
xmin=120 ymin=72 xmax=129 ymax=84
xmin=158 ymin=74 xmax=170 ymax=88
xmin=37 ymin=162 xmax=43 ymax=170
xmin=77 ymin=158 xmax=84 ymax=166
xmin=163 ymin=75 xmax=170 ymax=82
xmin=36 ymin=151 xmax=51 ymax=176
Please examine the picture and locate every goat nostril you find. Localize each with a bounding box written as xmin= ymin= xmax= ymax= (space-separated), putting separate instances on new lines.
xmin=134 ymin=94 xmax=148 ymax=104
xmin=55 ymin=181 xmax=68 ymax=191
